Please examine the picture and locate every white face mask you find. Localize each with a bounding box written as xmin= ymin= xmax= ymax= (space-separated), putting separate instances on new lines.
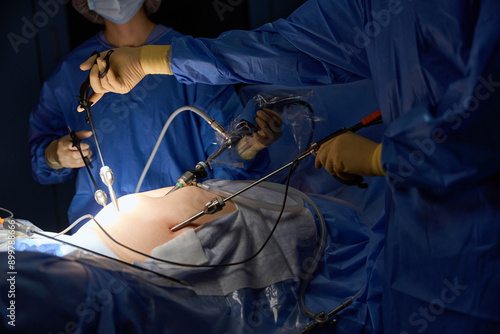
xmin=88 ymin=0 xmax=145 ymax=24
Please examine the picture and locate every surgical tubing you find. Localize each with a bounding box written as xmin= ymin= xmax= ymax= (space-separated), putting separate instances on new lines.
xmin=55 ymin=214 xmax=94 ymax=236
xmin=249 ymin=181 xmax=328 ymax=317
xmin=301 ymin=195 xmax=368 ymax=327
xmin=247 ymin=181 xmax=330 ymax=322
xmin=197 ymin=181 xmax=304 ymax=213
xmin=309 ymin=193 xmax=372 ymax=228
xmin=217 ymin=182 xmax=367 ymax=324
xmin=135 ymin=106 xmax=227 ymax=193
xmin=200 ymin=181 xmax=328 ymax=319
xmin=282 ymin=187 xmax=328 ymax=321
xmin=35 ymin=218 xmax=189 ymax=286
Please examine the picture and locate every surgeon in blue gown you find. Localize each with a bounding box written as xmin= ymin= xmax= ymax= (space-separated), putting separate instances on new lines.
xmin=29 ymin=0 xmax=274 ymax=227
xmin=78 ymin=0 xmax=500 ymax=332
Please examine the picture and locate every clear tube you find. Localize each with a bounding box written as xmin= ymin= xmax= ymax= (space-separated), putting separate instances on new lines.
xmin=198 ymin=180 xmax=327 ymax=319
xmin=244 ymin=181 xmax=330 ymax=321
xmin=205 ymin=180 xmax=368 ymax=324
xmin=299 ymin=193 xmax=368 ymax=325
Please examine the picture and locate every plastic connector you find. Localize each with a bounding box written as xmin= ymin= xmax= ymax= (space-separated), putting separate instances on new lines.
xmin=3 ymin=217 xmax=36 ymax=237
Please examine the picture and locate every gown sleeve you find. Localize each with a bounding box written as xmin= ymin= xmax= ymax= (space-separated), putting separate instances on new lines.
xmin=29 ymin=64 xmax=81 ymax=185
xmin=381 ymin=1 xmax=500 ymax=188
xmin=171 ymin=0 xmax=370 ymax=86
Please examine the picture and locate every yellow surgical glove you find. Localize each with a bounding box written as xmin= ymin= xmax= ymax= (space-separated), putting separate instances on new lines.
xmin=140 ymin=45 xmax=172 ymax=75
xmin=45 ymin=140 xmax=62 ymax=170
xmin=44 ymin=131 xmax=93 ymax=170
xmin=237 ymin=108 xmax=283 ymax=160
xmin=314 ymin=131 xmax=385 ymax=180
xmin=79 ymin=45 xmax=172 ymax=109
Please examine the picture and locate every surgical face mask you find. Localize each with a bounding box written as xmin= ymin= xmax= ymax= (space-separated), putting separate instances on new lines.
xmin=88 ymin=0 xmax=145 ymax=24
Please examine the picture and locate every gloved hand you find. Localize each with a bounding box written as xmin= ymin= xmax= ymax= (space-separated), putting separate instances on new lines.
xmin=78 ymin=45 xmax=172 ymax=110
xmin=44 ymin=131 xmax=93 ymax=170
xmin=237 ymin=108 xmax=283 ymax=160
xmin=314 ymin=131 xmax=385 ymax=181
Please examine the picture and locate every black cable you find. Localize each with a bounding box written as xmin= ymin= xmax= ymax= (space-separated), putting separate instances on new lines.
xmin=8 ymin=110 xmax=382 ymax=330
xmin=69 ymin=128 xmax=99 ymax=192
xmin=31 ymin=230 xmax=189 ymax=286
xmin=90 ymin=148 xmax=332 ymax=328
xmin=1 ymin=210 xmax=188 ymax=286
xmin=91 ymin=109 xmax=382 ymax=272
xmin=91 ymin=158 xmax=300 ymax=269
xmin=264 ymin=100 xmax=315 ymax=183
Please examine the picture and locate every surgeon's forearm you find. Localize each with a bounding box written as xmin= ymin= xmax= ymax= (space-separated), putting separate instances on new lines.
xmin=170 ymin=25 xmax=335 ymax=86
xmin=30 ymin=138 xmax=75 ymax=185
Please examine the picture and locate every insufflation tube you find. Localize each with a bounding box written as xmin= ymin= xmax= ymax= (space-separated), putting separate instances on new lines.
xmin=201 ymin=180 xmax=366 ymax=329
xmin=135 ymin=106 xmax=229 ymax=193
xmin=198 ymin=180 xmax=328 ymax=320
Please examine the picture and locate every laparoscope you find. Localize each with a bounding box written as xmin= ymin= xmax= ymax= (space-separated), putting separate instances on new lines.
xmin=1 ymin=109 xmax=382 ymax=331
xmin=165 ymin=119 xmax=258 ymax=195
xmin=77 ymin=50 xmax=119 ymax=212
xmin=170 ymin=109 xmax=383 ymax=232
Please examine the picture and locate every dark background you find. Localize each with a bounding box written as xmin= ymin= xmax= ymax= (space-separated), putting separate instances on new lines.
xmin=0 ymin=0 xmax=306 ymax=231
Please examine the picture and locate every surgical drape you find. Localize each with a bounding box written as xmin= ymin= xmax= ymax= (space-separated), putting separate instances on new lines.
xmin=169 ymin=0 xmax=500 ymax=331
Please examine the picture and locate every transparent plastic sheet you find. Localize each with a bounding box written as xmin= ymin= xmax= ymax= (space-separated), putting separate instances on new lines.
xmin=210 ymin=89 xmax=324 ymax=170
xmin=252 ymin=89 xmax=319 ymax=154
xmin=0 ymin=182 xmax=372 ymax=333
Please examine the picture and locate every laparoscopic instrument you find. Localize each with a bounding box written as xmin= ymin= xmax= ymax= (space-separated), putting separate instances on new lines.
xmin=165 ymin=119 xmax=257 ymax=195
xmin=166 ymin=96 xmax=314 ymax=196
xmin=134 ymin=105 xmax=244 ymax=194
xmin=68 ymin=126 xmax=108 ymax=206
xmin=77 ymin=50 xmax=119 ymax=212
xmin=170 ymin=109 xmax=383 ymax=232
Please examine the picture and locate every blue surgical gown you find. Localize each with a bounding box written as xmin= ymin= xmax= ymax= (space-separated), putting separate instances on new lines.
xmin=169 ymin=0 xmax=500 ymax=332
xmin=29 ymin=25 xmax=267 ymax=226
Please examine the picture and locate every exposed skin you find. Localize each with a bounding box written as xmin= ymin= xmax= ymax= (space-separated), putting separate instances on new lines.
xmin=75 ymin=185 xmax=237 ymax=263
